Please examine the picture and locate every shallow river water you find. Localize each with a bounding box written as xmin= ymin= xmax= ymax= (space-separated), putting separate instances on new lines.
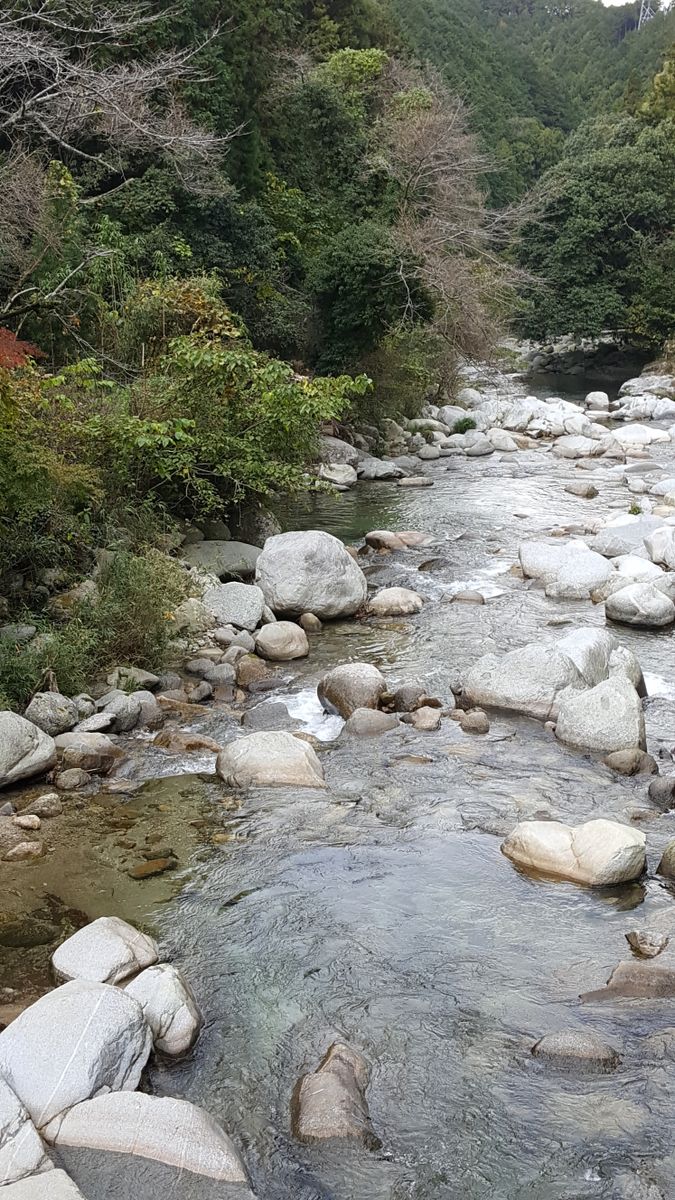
xmin=9 ymin=368 xmax=675 ymax=1200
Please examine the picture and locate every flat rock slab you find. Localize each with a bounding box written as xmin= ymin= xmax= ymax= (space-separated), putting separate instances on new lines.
xmin=54 ymin=1093 xmax=248 ymax=1182
xmin=52 ymin=916 xmax=158 ymax=985
xmin=582 ymin=958 xmax=675 ymax=1001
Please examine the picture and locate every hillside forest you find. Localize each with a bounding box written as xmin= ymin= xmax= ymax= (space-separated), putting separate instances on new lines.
xmin=1 ymin=0 xmax=675 ymax=700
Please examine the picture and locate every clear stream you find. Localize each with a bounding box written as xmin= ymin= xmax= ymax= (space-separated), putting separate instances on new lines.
xmin=8 ymin=367 xmax=675 ymax=1200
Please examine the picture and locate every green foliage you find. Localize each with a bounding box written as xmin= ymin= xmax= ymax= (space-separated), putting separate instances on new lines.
xmin=516 ymin=112 xmax=675 ymax=344
xmin=453 ymin=416 xmax=476 ymax=433
xmin=309 ymin=222 xmax=433 ymax=372
xmin=0 ymin=550 xmax=188 ymax=709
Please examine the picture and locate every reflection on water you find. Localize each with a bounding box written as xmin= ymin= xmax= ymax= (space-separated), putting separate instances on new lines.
xmin=28 ymin=366 xmax=675 ymax=1199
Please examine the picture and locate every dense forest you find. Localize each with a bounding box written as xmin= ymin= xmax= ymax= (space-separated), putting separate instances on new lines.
xmin=1 ymin=0 xmax=674 ymax=701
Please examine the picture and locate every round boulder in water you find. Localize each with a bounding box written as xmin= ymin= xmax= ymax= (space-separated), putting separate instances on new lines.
xmin=318 ymin=662 xmax=387 ymax=719
xmin=255 ymin=530 xmax=367 ymax=620
xmin=216 ymin=732 xmax=325 ymax=788
xmin=255 ymin=621 xmax=309 ymax=661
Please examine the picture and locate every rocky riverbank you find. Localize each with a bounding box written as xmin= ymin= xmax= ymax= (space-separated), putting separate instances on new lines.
xmin=2 ymin=357 xmax=675 ymax=1198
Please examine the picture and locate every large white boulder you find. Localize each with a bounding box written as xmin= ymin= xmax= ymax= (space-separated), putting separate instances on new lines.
xmin=52 ymin=1093 xmax=248 ymax=1182
xmin=555 ymin=677 xmax=645 ymax=752
xmin=51 ymin=916 xmax=158 ymax=985
xmin=605 ymin=583 xmax=675 ymax=628
xmin=592 ymin=514 xmax=665 ymax=558
xmin=0 ymin=980 xmax=152 ymax=1134
xmin=519 ymin=539 xmax=612 ymax=599
xmin=318 ymin=662 xmax=387 ymax=718
xmin=619 ymin=373 xmax=675 ymax=399
xmin=612 ymin=423 xmax=670 ymax=449
xmin=1 ymin=1170 xmax=85 ymax=1198
xmin=585 ymin=390 xmax=610 ymax=410
xmin=255 ymin=530 xmax=367 ymax=619
xmin=644 ymin=525 xmax=675 ymax=570
xmin=0 ymin=1077 xmax=51 ymax=1185
xmin=216 ymin=732 xmax=325 ymax=788
xmin=613 ymin=394 xmax=675 ymax=422
xmin=357 ymin=457 xmax=404 ymax=480
xmin=553 ymin=435 xmax=607 ymax=459
xmin=254 ymin=621 xmax=309 ymax=660
xmin=501 ymin=818 xmax=646 ymax=886
xmin=125 ymin=963 xmax=202 ymax=1056
xmin=319 ymin=462 xmax=358 ymax=487
xmin=0 ymin=714 xmax=56 ymax=790
xmin=201 ymin=581 xmax=265 ymax=631
xmin=368 ymin=587 xmax=424 ymax=616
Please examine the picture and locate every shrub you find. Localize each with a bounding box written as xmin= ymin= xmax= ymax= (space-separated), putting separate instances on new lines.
xmin=0 ymin=550 xmax=189 ymax=709
xmin=453 ymin=416 xmax=476 ymax=434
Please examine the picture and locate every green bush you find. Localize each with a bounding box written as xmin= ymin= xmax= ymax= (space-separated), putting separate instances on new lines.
xmin=453 ymin=416 xmax=476 ymax=434
xmin=0 ymin=550 xmax=189 ymax=710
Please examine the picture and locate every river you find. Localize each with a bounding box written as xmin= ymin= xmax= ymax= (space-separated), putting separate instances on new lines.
xmin=8 ymin=365 xmax=675 ymax=1199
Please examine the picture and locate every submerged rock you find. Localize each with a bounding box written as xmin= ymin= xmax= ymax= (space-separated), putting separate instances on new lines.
xmin=51 ymin=916 xmax=158 ymax=985
xmin=501 ymin=818 xmax=646 ymax=886
xmin=52 ymin=1093 xmax=249 ymax=1182
xmin=368 ymin=587 xmax=424 ymax=616
xmin=291 ymin=1042 xmax=379 ymax=1148
xmin=626 ymin=931 xmax=669 ymax=958
xmin=0 ymin=979 xmax=152 ymax=1133
xmin=603 ymin=748 xmax=657 ymax=776
xmin=255 ymin=530 xmax=367 ymax=619
xmin=532 ymin=1029 xmax=619 ymax=1068
xmin=582 ymin=957 xmax=675 ymax=1001
xmin=318 ymin=662 xmax=387 ymax=718
xmin=216 ymin=732 xmax=325 ymax=788
xmin=657 ymin=838 xmax=675 ymax=878
xmin=458 ymin=709 xmax=490 ymax=735
xmin=0 ymin=714 xmax=56 ymax=790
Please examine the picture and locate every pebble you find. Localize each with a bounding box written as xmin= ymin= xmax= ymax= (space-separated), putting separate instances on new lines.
xmin=127 ymin=857 xmax=177 ymax=880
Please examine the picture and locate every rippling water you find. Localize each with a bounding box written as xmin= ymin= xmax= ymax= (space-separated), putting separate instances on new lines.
xmin=31 ymin=368 xmax=675 ymax=1199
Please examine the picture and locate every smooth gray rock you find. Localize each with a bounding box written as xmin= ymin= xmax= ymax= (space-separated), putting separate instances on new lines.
xmin=24 ymin=692 xmax=78 ymax=737
xmin=202 ymin=582 xmax=265 ymax=632
xmin=357 ymin=457 xmax=404 ymax=480
xmin=319 ymin=462 xmax=358 ymax=486
xmin=0 ymin=714 xmax=57 ymax=790
xmin=106 ymin=666 xmax=160 ymax=691
xmin=102 ymin=692 xmax=141 ymax=733
xmin=53 ymin=1093 xmax=248 ymax=1183
xmin=519 ymin=538 xmax=612 ymax=599
xmin=52 ymin=916 xmax=158 ymax=985
xmin=216 ymin=732 xmax=325 ymax=788
xmin=592 ymin=515 xmax=664 ymax=558
xmin=0 ymin=980 xmax=152 ymax=1133
xmin=368 ymin=587 xmax=424 ymax=616
xmin=255 ymin=530 xmax=367 ymax=619
xmin=125 ymin=963 xmax=202 ymax=1056
xmin=318 ymin=662 xmax=387 ymax=719
xmin=319 ymin=435 xmax=359 ymax=467
xmin=255 ymin=622 xmax=309 ymax=661
xmin=344 ymin=708 xmax=399 ymax=736
xmin=131 ymin=690 xmax=163 ymax=729
xmin=54 ymin=733 xmax=121 ymax=773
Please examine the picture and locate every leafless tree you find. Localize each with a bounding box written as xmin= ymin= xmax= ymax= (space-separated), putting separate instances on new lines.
xmin=0 ymin=0 xmax=231 ymax=188
xmin=375 ymin=62 xmax=539 ymax=360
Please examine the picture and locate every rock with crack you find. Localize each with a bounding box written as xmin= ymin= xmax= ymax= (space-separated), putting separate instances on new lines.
xmin=51 ymin=916 xmax=158 ymax=985
xmin=555 ymin=677 xmax=645 ymax=753
xmin=51 ymin=1092 xmax=249 ymax=1182
xmin=0 ymin=714 xmax=57 ymax=790
xmin=0 ymin=1170 xmax=86 ymax=1198
xmin=291 ymin=1042 xmax=379 ymax=1148
xmin=0 ymin=1076 xmax=52 ymax=1185
xmin=501 ymin=818 xmax=646 ymax=886
xmin=216 ymin=732 xmax=325 ymax=788
xmin=125 ymin=963 xmax=202 ymax=1057
xmin=0 ymin=979 xmax=152 ymax=1134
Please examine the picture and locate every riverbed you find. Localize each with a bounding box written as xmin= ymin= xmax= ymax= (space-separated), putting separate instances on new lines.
xmin=6 ymin=366 xmax=675 ymax=1200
